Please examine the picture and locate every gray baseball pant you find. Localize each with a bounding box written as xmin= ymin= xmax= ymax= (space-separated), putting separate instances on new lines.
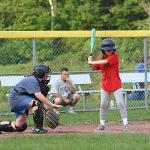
xmin=100 ymin=88 xmax=127 ymax=121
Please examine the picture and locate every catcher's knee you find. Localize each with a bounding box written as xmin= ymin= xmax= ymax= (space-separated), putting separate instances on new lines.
xmin=0 ymin=121 xmax=14 ymax=132
xmin=15 ymin=123 xmax=28 ymax=132
xmin=0 ymin=122 xmax=27 ymax=132
xmin=32 ymin=100 xmax=38 ymax=108
xmin=32 ymin=100 xmax=44 ymax=109
xmin=32 ymin=100 xmax=44 ymax=112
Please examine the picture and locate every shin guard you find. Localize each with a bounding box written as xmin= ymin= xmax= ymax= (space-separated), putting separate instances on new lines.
xmin=0 ymin=122 xmax=14 ymax=132
xmin=33 ymin=102 xmax=44 ymax=129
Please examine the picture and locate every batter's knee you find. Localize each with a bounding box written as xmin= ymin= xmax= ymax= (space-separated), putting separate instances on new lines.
xmin=100 ymin=103 xmax=108 ymax=109
xmin=117 ymin=102 xmax=125 ymax=109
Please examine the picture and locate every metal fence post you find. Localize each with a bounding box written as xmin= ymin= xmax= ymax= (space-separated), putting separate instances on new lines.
xmin=32 ymin=38 xmax=36 ymax=68
xmin=144 ymin=38 xmax=148 ymax=108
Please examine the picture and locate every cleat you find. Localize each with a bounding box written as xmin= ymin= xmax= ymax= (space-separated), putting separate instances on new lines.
xmin=32 ymin=128 xmax=48 ymax=134
xmin=95 ymin=125 xmax=105 ymax=132
xmin=123 ymin=125 xmax=128 ymax=132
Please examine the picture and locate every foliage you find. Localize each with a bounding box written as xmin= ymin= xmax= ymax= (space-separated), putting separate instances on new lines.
xmin=0 ymin=0 xmax=51 ymax=30
xmin=0 ymin=37 xmax=145 ymax=69
xmin=0 ymin=1 xmax=149 ymax=67
xmin=0 ymin=39 xmax=32 ymax=65
xmin=55 ymin=0 xmax=148 ymax=30
xmin=0 ymin=0 xmax=149 ymax=30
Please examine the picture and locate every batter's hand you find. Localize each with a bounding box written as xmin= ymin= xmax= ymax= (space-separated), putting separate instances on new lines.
xmin=88 ymin=56 xmax=93 ymax=61
xmin=88 ymin=56 xmax=93 ymax=64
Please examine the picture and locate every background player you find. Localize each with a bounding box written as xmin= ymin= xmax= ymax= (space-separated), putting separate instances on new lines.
xmin=50 ymin=68 xmax=80 ymax=114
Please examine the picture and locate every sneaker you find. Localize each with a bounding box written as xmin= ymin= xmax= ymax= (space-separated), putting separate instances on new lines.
xmin=95 ymin=125 xmax=105 ymax=132
xmin=123 ymin=125 xmax=128 ymax=132
xmin=67 ymin=107 xmax=75 ymax=114
xmin=53 ymin=109 xmax=60 ymax=115
xmin=32 ymin=128 xmax=48 ymax=134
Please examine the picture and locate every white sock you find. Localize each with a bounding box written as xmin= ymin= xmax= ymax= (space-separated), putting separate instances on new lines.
xmin=100 ymin=120 xmax=105 ymax=126
xmin=68 ymin=106 xmax=73 ymax=109
xmin=122 ymin=117 xmax=128 ymax=126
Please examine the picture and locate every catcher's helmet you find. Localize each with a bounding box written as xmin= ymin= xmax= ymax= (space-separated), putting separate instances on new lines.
xmin=33 ymin=64 xmax=51 ymax=78
xmin=101 ymin=38 xmax=116 ymax=51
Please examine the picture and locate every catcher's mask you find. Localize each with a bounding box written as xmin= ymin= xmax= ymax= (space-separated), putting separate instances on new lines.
xmin=32 ymin=64 xmax=51 ymax=84
xmin=100 ymin=38 xmax=116 ymax=51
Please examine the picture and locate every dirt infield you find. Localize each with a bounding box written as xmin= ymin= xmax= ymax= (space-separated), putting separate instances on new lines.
xmin=0 ymin=121 xmax=150 ymax=137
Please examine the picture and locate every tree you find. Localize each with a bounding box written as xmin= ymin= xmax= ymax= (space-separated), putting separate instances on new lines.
xmin=48 ymin=0 xmax=56 ymax=30
xmin=54 ymin=0 xmax=148 ymax=30
xmin=0 ymin=0 xmax=51 ymax=30
xmin=0 ymin=0 xmax=149 ymax=30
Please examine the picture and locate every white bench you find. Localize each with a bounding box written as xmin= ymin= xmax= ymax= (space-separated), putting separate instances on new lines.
xmin=120 ymin=72 xmax=150 ymax=84
xmin=119 ymin=72 xmax=150 ymax=106
xmin=0 ymin=74 xmax=96 ymax=110
xmin=0 ymin=74 xmax=91 ymax=87
xmin=120 ymin=72 xmax=150 ymax=91
xmin=1 ymin=72 xmax=149 ymax=109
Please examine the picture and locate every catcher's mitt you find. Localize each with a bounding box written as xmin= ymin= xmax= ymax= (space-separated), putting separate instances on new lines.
xmin=45 ymin=109 xmax=59 ymax=129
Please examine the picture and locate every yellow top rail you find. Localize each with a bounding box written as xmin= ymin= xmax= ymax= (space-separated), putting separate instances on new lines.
xmin=0 ymin=30 xmax=150 ymax=38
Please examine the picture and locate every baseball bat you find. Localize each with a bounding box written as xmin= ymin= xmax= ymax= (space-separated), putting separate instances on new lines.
xmin=90 ymin=28 xmax=96 ymax=56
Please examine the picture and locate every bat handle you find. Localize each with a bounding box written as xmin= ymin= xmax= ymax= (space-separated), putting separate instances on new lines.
xmin=89 ymin=53 xmax=93 ymax=56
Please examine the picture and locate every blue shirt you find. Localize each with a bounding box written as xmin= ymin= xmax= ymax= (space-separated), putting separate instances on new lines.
xmin=9 ymin=76 xmax=41 ymax=110
xmin=135 ymin=63 xmax=145 ymax=88
xmin=135 ymin=63 xmax=145 ymax=72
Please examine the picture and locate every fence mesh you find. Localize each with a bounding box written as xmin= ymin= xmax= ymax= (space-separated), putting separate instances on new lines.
xmin=0 ymin=34 xmax=150 ymax=114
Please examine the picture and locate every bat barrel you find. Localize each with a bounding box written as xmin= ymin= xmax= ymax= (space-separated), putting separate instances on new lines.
xmin=90 ymin=28 xmax=96 ymax=54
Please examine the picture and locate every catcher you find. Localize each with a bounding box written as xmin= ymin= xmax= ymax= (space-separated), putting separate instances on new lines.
xmin=0 ymin=64 xmax=62 ymax=134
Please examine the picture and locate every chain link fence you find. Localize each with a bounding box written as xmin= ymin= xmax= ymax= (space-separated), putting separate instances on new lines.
xmin=0 ymin=31 xmax=150 ymax=114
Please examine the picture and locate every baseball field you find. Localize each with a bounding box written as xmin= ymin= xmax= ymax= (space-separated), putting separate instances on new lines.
xmin=0 ymin=109 xmax=150 ymax=150
xmin=1 ymin=0 xmax=150 ymax=149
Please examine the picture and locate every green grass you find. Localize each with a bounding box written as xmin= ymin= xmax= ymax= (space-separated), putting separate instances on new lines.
xmin=1 ymin=108 xmax=150 ymax=126
xmin=0 ymin=63 xmax=33 ymax=73
xmin=60 ymin=109 xmax=150 ymax=124
xmin=0 ymin=134 xmax=150 ymax=150
xmin=0 ymin=63 xmax=150 ymax=149
xmin=0 ymin=107 xmax=150 ymax=150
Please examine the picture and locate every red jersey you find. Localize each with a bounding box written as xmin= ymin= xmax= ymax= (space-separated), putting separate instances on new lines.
xmin=93 ymin=52 xmax=122 ymax=92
